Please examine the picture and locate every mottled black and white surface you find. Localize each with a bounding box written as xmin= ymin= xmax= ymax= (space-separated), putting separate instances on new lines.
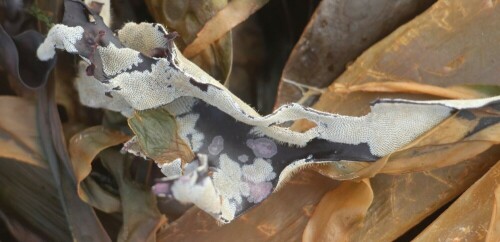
xmin=154 ymin=97 xmax=500 ymax=222
xmin=36 ymin=0 xmax=500 ymax=223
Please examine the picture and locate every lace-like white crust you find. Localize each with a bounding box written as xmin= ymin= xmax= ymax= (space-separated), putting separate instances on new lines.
xmin=37 ymin=20 xmax=500 ymax=224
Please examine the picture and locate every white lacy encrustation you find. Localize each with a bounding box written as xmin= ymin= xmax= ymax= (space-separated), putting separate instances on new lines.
xmin=37 ymin=21 xmax=500 ymax=223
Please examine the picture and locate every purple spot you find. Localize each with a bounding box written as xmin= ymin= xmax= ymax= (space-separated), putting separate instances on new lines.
xmin=208 ymin=136 xmax=224 ymax=155
xmin=152 ymin=183 xmax=170 ymax=197
xmin=246 ymin=138 xmax=277 ymax=158
xmin=247 ymin=182 xmax=273 ymax=203
xmin=238 ymin=154 xmax=249 ymax=163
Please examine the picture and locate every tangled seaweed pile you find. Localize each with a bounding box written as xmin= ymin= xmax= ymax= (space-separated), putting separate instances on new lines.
xmin=0 ymin=0 xmax=499 ymax=241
